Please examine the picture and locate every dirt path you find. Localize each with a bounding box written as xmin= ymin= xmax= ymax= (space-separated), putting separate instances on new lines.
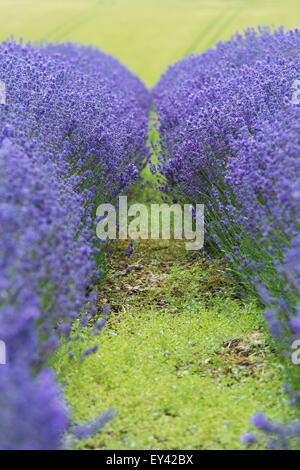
xmin=98 ymin=238 xmax=233 ymax=321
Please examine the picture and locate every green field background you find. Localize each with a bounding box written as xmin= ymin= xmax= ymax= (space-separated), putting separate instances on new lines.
xmin=1 ymin=0 xmax=299 ymax=86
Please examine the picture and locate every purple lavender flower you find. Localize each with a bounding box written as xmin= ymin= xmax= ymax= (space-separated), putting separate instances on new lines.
xmin=127 ymin=240 xmax=134 ymax=258
xmin=0 ymin=365 xmax=67 ymax=450
xmin=153 ymin=27 xmax=300 ymax=280
xmin=241 ymin=433 xmax=256 ymax=444
xmin=153 ymin=26 xmax=300 ymax=450
xmin=0 ymin=39 xmax=149 ymax=449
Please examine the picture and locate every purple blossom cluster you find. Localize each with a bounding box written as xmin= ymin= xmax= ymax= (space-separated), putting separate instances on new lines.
xmin=0 ymin=364 xmax=67 ymax=450
xmin=0 ymin=40 xmax=149 ymax=449
xmin=245 ymin=188 xmax=300 ymax=449
xmin=153 ymin=27 xmax=300 ymax=448
xmin=1 ymin=40 xmax=149 ymax=203
xmin=153 ymin=28 xmax=299 ymax=276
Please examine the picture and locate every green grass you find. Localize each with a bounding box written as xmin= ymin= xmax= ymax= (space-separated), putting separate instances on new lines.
xmin=1 ymin=0 xmax=300 ymax=86
xmin=52 ymin=240 xmax=296 ymax=449
xmin=50 ymin=116 xmax=297 ymax=450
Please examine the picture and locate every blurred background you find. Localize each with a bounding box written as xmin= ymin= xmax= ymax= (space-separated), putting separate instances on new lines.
xmin=1 ymin=0 xmax=299 ymax=86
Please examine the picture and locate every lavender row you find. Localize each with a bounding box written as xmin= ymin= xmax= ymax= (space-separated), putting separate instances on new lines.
xmin=153 ymin=27 xmax=300 ymax=448
xmin=0 ymin=40 xmax=149 ymax=449
xmin=244 ymin=187 xmax=300 ymax=448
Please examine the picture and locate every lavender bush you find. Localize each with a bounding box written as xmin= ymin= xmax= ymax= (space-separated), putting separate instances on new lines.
xmin=153 ymin=26 xmax=299 ymax=287
xmin=0 ymin=39 xmax=149 ymax=449
xmin=244 ymin=185 xmax=300 ymax=449
xmin=153 ymin=27 xmax=300 ymax=448
xmin=0 ymin=40 xmax=149 ymax=204
xmin=0 ymin=363 xmax=67 ymax=450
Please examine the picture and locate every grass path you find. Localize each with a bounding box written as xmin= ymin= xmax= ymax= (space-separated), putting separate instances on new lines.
xmin=52 ymin=122 xmax=296 ymax=449
xmin=53 ymin=236 xmax=294 ymax=449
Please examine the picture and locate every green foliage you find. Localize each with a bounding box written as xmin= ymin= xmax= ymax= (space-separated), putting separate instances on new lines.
xmin=52 ymin=240 xmax=295 ymax=449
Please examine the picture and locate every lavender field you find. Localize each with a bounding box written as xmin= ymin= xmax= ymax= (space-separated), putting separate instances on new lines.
xmin=0 ymin=0 xmax=299 ymax=452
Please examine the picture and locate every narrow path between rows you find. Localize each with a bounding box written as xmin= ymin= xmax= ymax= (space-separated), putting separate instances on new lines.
xmin=54 ymin=237 xmax=292 ymax=449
